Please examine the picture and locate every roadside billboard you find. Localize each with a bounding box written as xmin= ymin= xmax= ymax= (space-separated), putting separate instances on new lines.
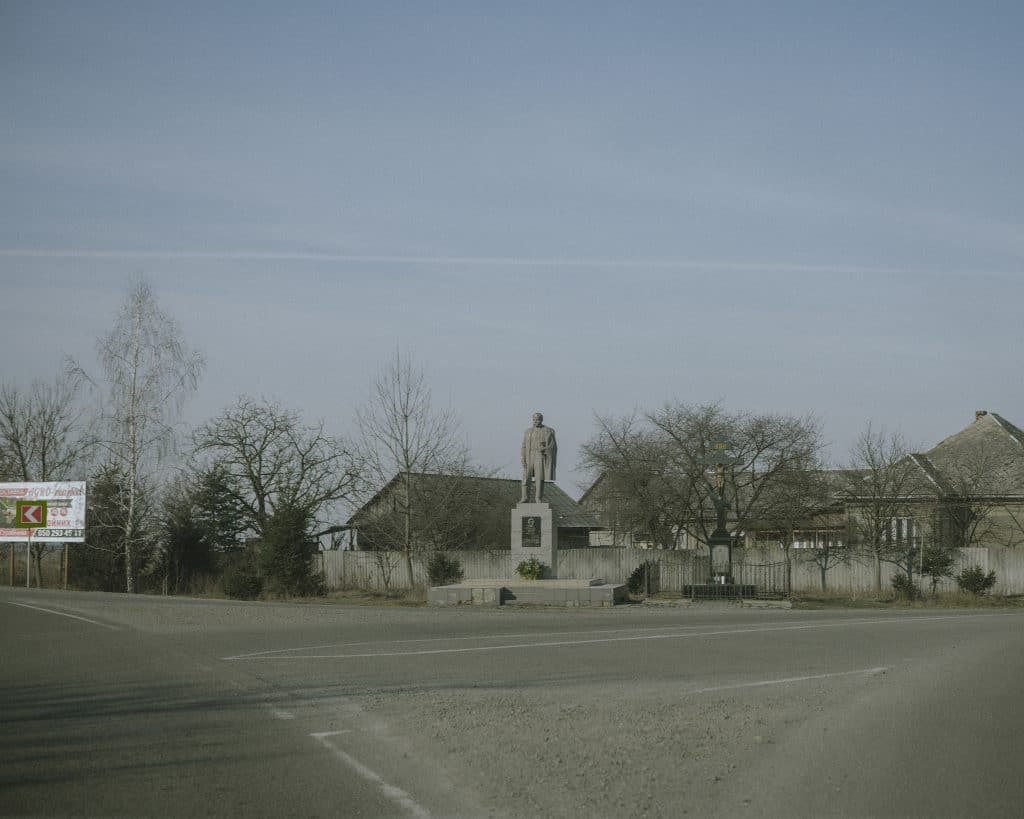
xmin=0 ymin=482 xmax=86 ymax=542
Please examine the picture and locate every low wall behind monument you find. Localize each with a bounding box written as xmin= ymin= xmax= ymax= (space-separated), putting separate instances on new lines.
xmin=316 ymin=546 xmax=1024 ymax=595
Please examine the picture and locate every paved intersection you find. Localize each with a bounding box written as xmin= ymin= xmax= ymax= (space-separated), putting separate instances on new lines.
xmin=3 ymin=587 xmax=1023 ymax=817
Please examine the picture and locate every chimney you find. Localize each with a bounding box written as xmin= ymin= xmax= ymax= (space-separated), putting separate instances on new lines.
xmin=975 ymin=410 xmax=988 ymax=421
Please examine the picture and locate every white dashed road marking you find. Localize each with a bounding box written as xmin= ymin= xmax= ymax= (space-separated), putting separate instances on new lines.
xmin=310 ymin=731 xmax=431 ymax=818
xmin=690 ymin=666 xmax=888 ymax=694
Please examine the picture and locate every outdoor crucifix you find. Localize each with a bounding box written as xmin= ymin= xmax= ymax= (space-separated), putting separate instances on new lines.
xmin=700 ymin=440 xmax=740 ymax=583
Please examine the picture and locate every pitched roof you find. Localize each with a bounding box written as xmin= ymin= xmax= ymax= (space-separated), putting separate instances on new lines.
xmin=916 ymin=411 xmax=1024 ymax=496
xmin=348 ymin=473 xmax=602 ymax=529
xmin=907 ymin=453 xmax=952 ymax=495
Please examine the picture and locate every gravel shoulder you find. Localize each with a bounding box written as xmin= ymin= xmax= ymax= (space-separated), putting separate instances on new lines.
xmin=353 ymin=671 xmax=878 ymax=818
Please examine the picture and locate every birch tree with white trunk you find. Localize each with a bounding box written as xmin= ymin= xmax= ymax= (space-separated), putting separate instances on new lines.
xmin=79 ymin=280 xmax=204 ymax=593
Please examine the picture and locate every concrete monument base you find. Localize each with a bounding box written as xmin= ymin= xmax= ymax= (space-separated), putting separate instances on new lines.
xmin=510 ymin=501 xmax=557 ymax=576
xmin=427 ymin=578 xmax=627 ymax=608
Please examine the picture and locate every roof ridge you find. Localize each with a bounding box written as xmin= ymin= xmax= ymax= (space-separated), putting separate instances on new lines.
xmin=988 ymin=412 xmax=1024 ymax=448
xmin=347 ymin=473 xmax=594 ymax=526
xmin=908 ymin=452 xmax=950 ymax=494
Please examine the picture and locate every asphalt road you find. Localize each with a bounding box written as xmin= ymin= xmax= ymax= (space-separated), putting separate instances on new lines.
xmin=2 ymin=587 xmax=1023 ymax=818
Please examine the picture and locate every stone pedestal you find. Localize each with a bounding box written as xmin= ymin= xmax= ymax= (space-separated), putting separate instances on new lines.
xmin=708 ymin=531 xmax=733 ymax=583
xmin=511 ymin=502 xmax=557 ymax=577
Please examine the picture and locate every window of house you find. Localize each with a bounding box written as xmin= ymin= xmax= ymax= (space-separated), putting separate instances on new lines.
xmin=793 ymin=530 xmax=844 ymax=550
xmin=887 ymin=517 xmax=921 ymax=549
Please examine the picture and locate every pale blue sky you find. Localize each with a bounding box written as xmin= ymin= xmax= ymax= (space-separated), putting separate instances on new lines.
xmin=2 ymin=1 xmax=1022 ymax=496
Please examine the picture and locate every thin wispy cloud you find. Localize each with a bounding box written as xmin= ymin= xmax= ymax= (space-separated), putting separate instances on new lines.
xmin=0 ymin=248 xmax=1012 ymax=278
xmin=4 ymin=0 xmax=1022 ymax=495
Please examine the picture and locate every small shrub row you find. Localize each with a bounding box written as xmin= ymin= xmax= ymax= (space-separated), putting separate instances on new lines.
xmin=890 ymin=565 xmax=999 ymax=601
xmin=516 ymin=558 xmax=547 ymax=580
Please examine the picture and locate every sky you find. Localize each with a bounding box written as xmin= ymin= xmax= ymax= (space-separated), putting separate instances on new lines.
xmin=2 ymin=1 xmax=1023 ymax=498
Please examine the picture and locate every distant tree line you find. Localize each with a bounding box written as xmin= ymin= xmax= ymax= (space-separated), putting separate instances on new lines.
xmin=581 ymin=407 xmax=1024 ymax=597
xmin=3 ymin=278 xmax=1021 ymax=599
xmin=0 ymin=280 xmax=487 ymax=597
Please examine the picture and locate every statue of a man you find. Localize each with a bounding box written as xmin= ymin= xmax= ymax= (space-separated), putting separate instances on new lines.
xmin=521 ymin=412 xmax=557 ymax=502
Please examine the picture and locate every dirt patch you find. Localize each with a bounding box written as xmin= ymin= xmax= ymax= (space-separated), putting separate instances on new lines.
xmin=321 ymin=588 xmax=427 ymax=606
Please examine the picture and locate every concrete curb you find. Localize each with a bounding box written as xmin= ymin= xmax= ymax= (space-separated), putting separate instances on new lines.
xmin=640 ymin=598 xmax=793 ymax=609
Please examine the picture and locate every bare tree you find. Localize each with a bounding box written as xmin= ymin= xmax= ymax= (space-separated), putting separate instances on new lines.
xmin=192 ymin=396 xmax=358 ymax=539
xmin=997 ymin=505 xmax=1024 ymax=549
xmin=370 ymin=548 xmax=404 ymax=592
xmin=928 ymin=449 xmax=1015 ymax=551
xmin=581 ymin=402 xmax=824 ymax=596
xmin=76 ymin=279 xmax=204 ymax=592
xmin=799 ymin=523 xmax=852 ymax=593
xmin=355 ymin=351 xmax=474 ymax=585
xmin=840 ymin=425 xmax=921 ymax=592
xmin=647 ymin=402 xmax=824 ymax=547
xmin=0 ymin=371 xmax=96 ymax=584
xmin=76 ymin=462 xmax=157 ymax=592
xmin=750 ymin=458 xmax=835 ymax=594
xmin=579 ymin=413 xmax=693 ymax=550
xmin=0 ymin=372 xmax=96 ymax=483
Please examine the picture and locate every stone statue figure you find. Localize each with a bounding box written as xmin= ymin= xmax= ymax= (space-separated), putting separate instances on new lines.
xmin=521 ymin=412 xmax=557 ymax=502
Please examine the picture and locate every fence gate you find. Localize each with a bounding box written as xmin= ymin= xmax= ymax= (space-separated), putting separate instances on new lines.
xmin=733 ymin=552 xmax=789 ymax=597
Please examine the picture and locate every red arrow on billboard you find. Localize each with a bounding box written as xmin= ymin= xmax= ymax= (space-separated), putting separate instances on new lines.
xmin=15 ymin=500 xmax=47 ymax=528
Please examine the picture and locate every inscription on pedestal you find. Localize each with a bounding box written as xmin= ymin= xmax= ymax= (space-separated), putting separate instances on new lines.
xmin=521 ymin=516 xmax=542 ymax=548
xmin=710 ymin=543 xmax=731 ymax=574
xmin=511 ymin=502 xmax=558 ymax=577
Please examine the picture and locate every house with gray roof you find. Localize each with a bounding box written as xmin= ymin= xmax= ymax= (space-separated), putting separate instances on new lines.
xmin=891 ymin=410 xmax=1024 ymax=550
xmin=580 ymin=410 xmax=1024 ymax=554
xmin=347 ymin=473 xmax=602 ymax=551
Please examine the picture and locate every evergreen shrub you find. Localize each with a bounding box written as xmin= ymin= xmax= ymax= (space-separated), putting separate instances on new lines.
xmin=956 ymin=565 xmax=997 ymax=596
xmin=426 ymin=552 xmax=464 ymax=586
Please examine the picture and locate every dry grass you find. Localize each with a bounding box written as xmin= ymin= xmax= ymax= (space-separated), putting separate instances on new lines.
xmin=792 ymin=590 xmax=1024 ymax=609
xmin=321 ymin=587 xmax=427 ymax=606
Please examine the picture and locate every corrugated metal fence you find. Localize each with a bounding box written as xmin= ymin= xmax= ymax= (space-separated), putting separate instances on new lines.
xmin=318 ymin=546 xmax=1024 ymax=595
xmin=6 ymin=541 xmax=1021 ymax=596
xmin=317 ymin=549 xmax=709 ymax=592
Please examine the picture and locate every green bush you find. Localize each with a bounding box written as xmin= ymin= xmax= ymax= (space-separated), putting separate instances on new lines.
xmin=920 ymin=545 xmax=957 ymax=596
xmin=627 ymin=560 xmax=660 ymax=595
xmin=426 ymin=552 xmax=464 ymax=586
xmin=890 ymin=572 xmax=920 ymax=601
xmin=516 ymin=557 xmax=546 ymax=580
xmin=259 ymin=504 xmax=325 ymax=597
xmin=221 ymin=559 xmax=264 ymax=600
xmin=956 ymin=565 xmax=997 ymax=596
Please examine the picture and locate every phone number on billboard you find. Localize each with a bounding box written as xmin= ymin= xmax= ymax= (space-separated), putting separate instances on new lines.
xmin=34 ymin=529 xmax=85 ymax=539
